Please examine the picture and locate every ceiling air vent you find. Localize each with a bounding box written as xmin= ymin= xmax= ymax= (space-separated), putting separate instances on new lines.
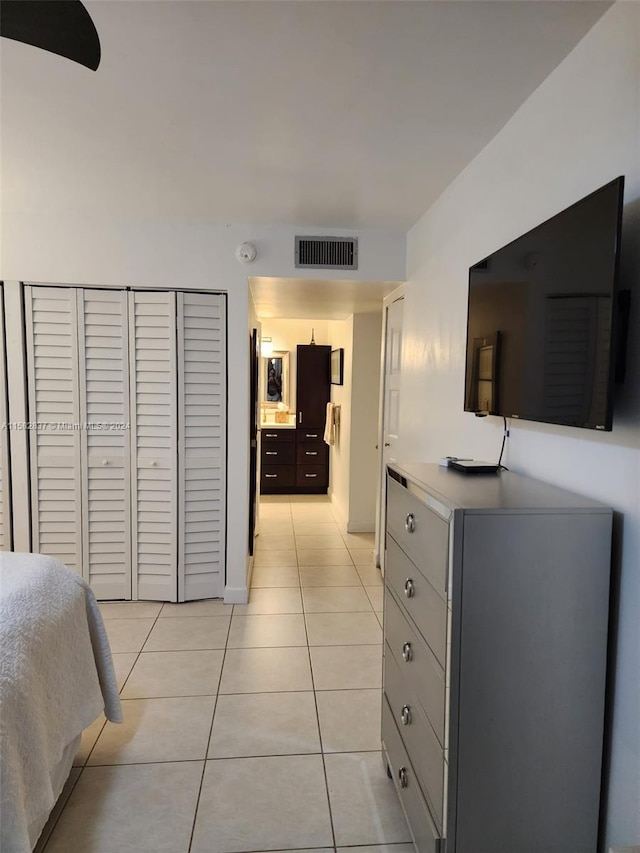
xmin=295 ymin=236 xmax=358 ymax=270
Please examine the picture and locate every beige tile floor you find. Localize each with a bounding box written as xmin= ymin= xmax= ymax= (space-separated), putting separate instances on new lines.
xmin=38 ymin=495 xmax=412 ymax=853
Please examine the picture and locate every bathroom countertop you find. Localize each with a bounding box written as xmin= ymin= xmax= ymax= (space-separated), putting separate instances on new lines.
xmin=261 ymin=422 xmax=296 ymax=430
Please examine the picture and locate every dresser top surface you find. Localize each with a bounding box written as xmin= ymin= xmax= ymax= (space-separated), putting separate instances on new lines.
xmin=388 ymin=462 xmax=611 ymax=514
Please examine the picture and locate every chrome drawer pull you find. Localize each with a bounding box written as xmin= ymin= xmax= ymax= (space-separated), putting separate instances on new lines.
xmin=404 ymin=578 xmax=415 ymax=598
xmin=401 ymin=642 xmax=413 ymax=662
xmin=305 ymin=451 xmax=318 ymax=456
xmin=265 ymin=451 xmax=277 ymax=456
xmin=405 ymin=513 xmax=415 ymax=533
xmin=265 ymin=433 xmax=278 ymax=438
xmin=400 ymin=704 xmax=411 ymax=726
xmin=265 ymin=474 xmax=278 ymax=479
xmin=305 ymin=473 xmax=318 ymax=478
xmin=398 ymin=766 xmax=409 ymax=789
xmin=305 ymin=433 xmax=318 ymax=438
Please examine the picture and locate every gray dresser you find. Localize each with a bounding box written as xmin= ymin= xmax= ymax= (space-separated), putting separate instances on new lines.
xmin=382 ymin=462 xmax=613 ymax=853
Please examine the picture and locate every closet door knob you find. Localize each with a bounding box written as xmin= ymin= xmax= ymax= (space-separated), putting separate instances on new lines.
xmin=404 ymin=578 xmax=415 ymax=598
xmin=400 ymin=705 xmax=412 ymax=726
xmin=405 ymin=513 xmax=415 ymax=533
xmin=398 ymin=767 xmax=408 ymax=789
xmin=102 ymin=459 xmax=109 ymax=466
xmin=402 ymin=642 xmax=413 ymax=663
xmin=151 ymin=460 xmax=157 ymax=467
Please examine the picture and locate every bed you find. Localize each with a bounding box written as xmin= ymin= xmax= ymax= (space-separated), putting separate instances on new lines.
xmin=0 ymin=552 xmax=122 ymax=853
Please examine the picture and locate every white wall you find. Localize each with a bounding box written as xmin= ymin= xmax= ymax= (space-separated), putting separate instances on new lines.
xmin=326 ymin=313 xmax=382 ymax=532
xmin=0 ymin=221 xmax=405 ymax=604
xmin=349 ymin=313 xmax=383 ymax=531
xmin=327 ymin=318 xmax=354 ymax=527
xmin=403 ymin=3 xmax=639 ymax=845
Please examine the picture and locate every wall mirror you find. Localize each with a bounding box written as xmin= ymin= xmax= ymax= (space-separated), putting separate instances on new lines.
xmin=262 ymin=351 xmax=289 ymax=407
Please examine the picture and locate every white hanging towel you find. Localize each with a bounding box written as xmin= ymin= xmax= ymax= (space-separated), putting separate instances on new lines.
xmin=324 ymin=402 xmax=336 ymax=446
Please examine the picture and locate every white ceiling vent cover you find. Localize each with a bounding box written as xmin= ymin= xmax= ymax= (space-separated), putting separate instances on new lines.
xmin=295 ymin=236 xmax=358 ymax=270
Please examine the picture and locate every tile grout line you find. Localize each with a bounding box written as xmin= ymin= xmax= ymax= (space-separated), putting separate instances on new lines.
xmin=294 ymin=498 xmax=339 ymax=853
xmin=187 ymin=605 xmax=233 ymax=853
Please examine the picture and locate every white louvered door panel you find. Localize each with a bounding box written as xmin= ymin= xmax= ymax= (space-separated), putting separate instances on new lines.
xmin=25 ymin=286 xmax=83 ymax=572
xmin=129 ymin=291 xmax=178 ymax=601
xmin=177 ymin=293 xmax=226 ymax=601
xmin=78 ymin=290 xmax=131 ymax=599
xmin=0 ymin=285 xmax=12 ymax=550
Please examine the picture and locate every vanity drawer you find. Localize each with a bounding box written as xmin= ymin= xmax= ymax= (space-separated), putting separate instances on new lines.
xmin=386 ymin=535 xmax=447 ymax=667
xmin=262 ymin=428 xmax=295 ymax=443
xmin=382 ymin=698 xmax=443 ymax=853
xmin=262 ymin=443 xmax=295 ymax=465
xmin=384 ymin=586 xmax=445 ymax=746
xmin=387 ymin=477 xmax=449 ymax=596
xmin=296 ymin=464 xmax=328 ymax=487
xmin=384 ymin=641 xmax=444 ymax=826
xmin=297 ymin=428 xmax=322 ymax=442
xmin=261 ymin=465 xmax=295 ymax=487
xmin=297 ymin=442 xmax=328 ymax=465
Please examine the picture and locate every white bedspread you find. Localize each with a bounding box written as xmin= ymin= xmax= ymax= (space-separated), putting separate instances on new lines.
xmin=0 ymin=552 xmax=122 ymax=853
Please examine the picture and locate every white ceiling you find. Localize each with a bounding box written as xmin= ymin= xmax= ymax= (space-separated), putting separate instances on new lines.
xmin=250 ymin=276 xmax=401 ymax=320
xmin=2 ymin=0 xmax=611 ymax=231
xmin=2 ymin=0 xmax=611 ymax=320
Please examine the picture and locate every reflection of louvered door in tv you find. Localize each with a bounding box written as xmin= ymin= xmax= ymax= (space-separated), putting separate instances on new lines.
xmin=467 ymin=332 xmax=500 ymax=415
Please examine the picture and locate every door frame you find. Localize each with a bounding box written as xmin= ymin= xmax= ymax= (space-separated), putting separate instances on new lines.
xmin=374 ymin=284 xmax=406 ymax=570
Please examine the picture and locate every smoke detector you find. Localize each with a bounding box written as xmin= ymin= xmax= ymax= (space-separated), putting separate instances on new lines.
xmin=236 ymin=242 xmax=257 ymax=264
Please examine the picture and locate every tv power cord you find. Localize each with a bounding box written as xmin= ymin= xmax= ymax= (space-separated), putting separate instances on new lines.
xmin=497 ymin=417 xmax=510 ymax=471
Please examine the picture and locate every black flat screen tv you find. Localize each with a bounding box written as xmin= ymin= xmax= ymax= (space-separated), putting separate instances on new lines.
xmin=464 ymin=176 xmax=625 ymax=431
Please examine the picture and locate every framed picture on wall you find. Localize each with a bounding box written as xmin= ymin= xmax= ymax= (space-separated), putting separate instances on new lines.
xmin=330 ymin=348 xmax=344 ymax=385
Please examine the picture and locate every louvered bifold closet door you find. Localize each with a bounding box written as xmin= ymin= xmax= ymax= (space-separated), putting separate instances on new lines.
xmin=25 ymin=286 xmax=83 ymax=572
xmin=0 ymin=284 xmax=12 ymax=550
xmin=78 ymin=290 xmax=131 ymax=599
xmin=177 ymin=293 xmax=226 ymax=600
xmin=129 ymin=291 xmax=178 ymax=601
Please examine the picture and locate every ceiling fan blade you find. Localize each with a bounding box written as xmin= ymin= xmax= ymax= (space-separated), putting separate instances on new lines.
xmin=0 ymin=0 xmax=100 ymax=70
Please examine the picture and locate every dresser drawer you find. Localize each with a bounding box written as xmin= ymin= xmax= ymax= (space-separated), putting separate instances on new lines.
xmin=386 ymin=535 xmax=447 ymax=667
xmin=262 ymin=443 xmax=295 ymax=465
xmin=382 ymin=698 xmax=443 ymax=853
xmin=297 ymin=442 xmax=328 ymax=465
xmin=384 ymin=642 xmax=444 ymax=826
xmin=297 ymin=427 xmax=323 ymax=442
xmin=296 ymin=464 xmax=328 ymax=487
xmin=385 ymin=587 xmax=445 ymax=746
xmin=262 ymin=428 xmax=295 ymax=443
xmin=387 ymin=477 xmax=449 ymax=596
xmin=261 ymin=465 xmax=295 ymax=487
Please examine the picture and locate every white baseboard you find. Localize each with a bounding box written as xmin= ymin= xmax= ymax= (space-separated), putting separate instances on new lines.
xmin=609 ymin=846 xmax=640 ymax=853
xmin=346 ymin=522 xmax=375 ymax=534
xmin=224 ymin=584 xmax=249 ymax=604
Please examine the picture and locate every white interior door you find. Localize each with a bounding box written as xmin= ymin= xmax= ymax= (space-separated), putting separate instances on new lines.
xmin=0 ymin=285 xmax=12 ymax=550
xmin=177 ymin=292 xmax=226 ymax=601
xmin=129 ymin=291 xmax=178 ymax=602
xmin=78 ymin=289 xmax=131 ymax=600
xmin=25 ymin=286 xmax=83 ymax=573
xmin=375 ymin=295 xmax=404 ymax=570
